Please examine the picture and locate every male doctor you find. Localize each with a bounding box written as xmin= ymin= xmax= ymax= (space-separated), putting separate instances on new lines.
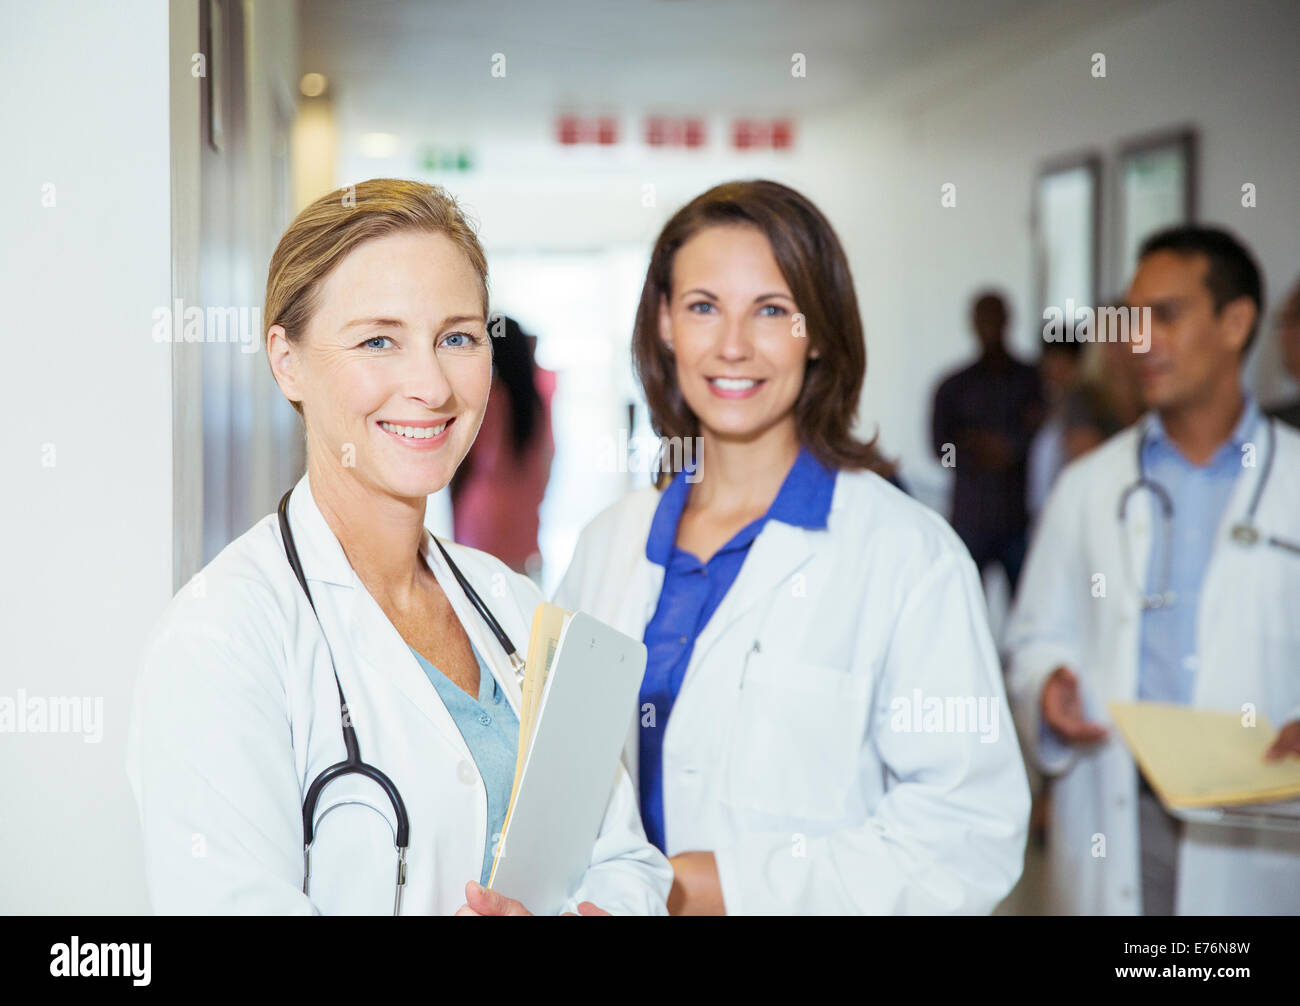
xmin=1005 ymin=225 xmax=1300 ymax=915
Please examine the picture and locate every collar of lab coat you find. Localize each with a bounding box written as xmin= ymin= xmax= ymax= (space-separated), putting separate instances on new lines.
xmin=631 ymin=472 xmax=850 ymax=666
xmin=285 ymin=473 xmax=523 ymax=750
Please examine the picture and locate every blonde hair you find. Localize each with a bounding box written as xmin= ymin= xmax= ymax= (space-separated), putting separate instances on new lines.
xmin=264 ymin=178 xmax=488 ymax=416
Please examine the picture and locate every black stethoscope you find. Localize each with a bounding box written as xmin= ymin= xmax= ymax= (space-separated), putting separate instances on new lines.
xmin=276 ymin=488 xmax=525 ymax=914
xmin=1116 ymin=415 xmax=1290 ymax=610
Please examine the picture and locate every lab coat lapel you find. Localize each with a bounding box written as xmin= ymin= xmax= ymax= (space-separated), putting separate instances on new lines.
xmin=421 ymin=532 xmax=525 ymax=719
xmin=689 ymin=520 xmax=815 ymax=668
xmin=286 ymin=474 xmax=471 ymax=758
xmin=1117 ymin=430 xmax=1156 ymax=605
xmin=347 ymin=585 xmax=472 ymax=759
xmin=1198 ymin=424 xmax=1269 ymax=628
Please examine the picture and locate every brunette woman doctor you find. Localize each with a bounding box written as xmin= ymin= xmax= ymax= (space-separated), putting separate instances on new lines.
xmin=554 ymin=180 xmax=1030 ymax=915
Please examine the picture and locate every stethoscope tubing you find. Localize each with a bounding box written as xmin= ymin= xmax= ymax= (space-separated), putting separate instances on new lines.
xmin=1118 ymin=416 xmax=1279 ymax=609
xmin=276 ymin=486 xmax=522 ymax=912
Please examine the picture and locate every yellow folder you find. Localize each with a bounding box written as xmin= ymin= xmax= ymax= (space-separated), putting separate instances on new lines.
xmin=1109 ymin=701 xmax=1300 ymax=809
xmin=488 ymin=602 xmax=570 ymax=885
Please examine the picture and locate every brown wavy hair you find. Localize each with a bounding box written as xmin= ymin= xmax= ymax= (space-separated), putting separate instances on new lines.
xmin=632 ymin=179 xmax=886 ymax=487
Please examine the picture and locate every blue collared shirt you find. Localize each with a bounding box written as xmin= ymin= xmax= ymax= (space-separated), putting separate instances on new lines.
xmin=1137 ymin=397 xmax=1261 ymax=704
xmin=638 ymin=445 xmax=837 ymax=853
xmin=408 ymin=643 xmax=519 ymax=886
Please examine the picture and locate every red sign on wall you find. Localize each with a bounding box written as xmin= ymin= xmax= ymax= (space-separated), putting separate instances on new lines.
xmin=645 ymin=116 xmax=707 ymax=148
xmin=556 ymin=115 xmax=620 ymax=145
xmin=731 ymin=118 xmax=795 ymax=150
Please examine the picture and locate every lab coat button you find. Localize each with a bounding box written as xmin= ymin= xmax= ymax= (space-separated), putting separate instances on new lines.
xmin=478 ymin=713 xmax=491 ymax=726
xmin=457 ymin=761 xmax=476 ymax=785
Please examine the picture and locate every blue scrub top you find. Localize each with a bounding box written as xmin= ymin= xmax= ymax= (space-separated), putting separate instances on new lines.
xmin=1137 ymin=397 xmax=1261 ymax=704
xmin=408 ymin=642 xmax=519 ymax=886
xmin=638 ymin=445 xmax=837 ymax=852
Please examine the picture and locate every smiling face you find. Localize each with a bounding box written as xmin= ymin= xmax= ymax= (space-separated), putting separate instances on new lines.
xmin=658 ymin=224 xmax=816 ymax=445
xmin=267 ymin=229 xmax=492 ymax=501
xmin=1125 ymin=250 xmax=1253 ymax=412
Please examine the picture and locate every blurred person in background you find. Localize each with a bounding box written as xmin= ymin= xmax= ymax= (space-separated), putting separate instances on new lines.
xmin=1266 ymin=274 xmax=1300 ymax=429
xmin=1088 ymin=303 xmax=1145 ymax=431
xmin=931 ymin=291 xmax=1044 ymax=598
xmin=451 ymin=315 xmax=555 ymax=578
xmin=1005 ymin=225 xmax=1300 ymax=915
xmin=1059 ymin=380 xmax=1126 ymax=461
xmin=555 ymin=180 xmax=1029 ymax=915
xmin=1027 ymin=336 xmax=1086 ymax=522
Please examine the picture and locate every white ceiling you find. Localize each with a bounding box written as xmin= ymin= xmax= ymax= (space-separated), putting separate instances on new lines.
xmin=298 ymin=0 xmax=1082 ymax=136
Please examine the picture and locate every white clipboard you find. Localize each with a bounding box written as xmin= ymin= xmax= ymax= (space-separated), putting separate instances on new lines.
xmin=487 ymin=611 xmax=646 ymax=914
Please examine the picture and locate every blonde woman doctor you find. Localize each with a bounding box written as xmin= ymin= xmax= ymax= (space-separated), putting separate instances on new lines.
xmin=126 ymin=180 xmax=671 ymax=916
xmin=554 ymin=181 xmax=1031 ymax=915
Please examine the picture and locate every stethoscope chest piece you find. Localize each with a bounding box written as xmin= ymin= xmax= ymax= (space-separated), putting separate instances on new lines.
xmin=1231 ymin=522 xmax=1260 ymax=547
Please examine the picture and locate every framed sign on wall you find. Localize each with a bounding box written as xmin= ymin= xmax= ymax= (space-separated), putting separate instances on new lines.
xmin=1033 ymin=152 xmax=1101 ymax=324
xmin=1116 ymin=129 xmax=1197 ymax=290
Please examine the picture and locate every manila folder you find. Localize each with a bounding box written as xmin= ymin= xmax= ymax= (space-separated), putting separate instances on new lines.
xmin=1110 ymin=701 xmax=1300 ymax=809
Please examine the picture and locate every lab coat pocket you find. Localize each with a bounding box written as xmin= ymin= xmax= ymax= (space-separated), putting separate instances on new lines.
xmin=721 ymin=652 xmax=870 ymax=822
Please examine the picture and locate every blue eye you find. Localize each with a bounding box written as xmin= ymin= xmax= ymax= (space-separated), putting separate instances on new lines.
xmin=759 ymin=304 xmax=788 ymax=317
xmin=688 ymin=302 xmax=716 ymax=314
xmin=361 ymin=335 xmax=392 ymax=350
xmin=442 ymin=332 xmax=478 ymax=348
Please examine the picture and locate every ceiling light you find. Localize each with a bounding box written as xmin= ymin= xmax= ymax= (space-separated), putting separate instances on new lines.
xmin=299 ymin=73 xmax=327 ymax=98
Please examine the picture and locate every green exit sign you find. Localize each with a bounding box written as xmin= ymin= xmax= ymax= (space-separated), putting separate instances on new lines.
xmin=419 ymin=148 xmax=474 ymax=173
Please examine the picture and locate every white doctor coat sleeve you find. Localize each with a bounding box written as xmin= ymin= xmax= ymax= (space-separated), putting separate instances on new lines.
xmin=1003 ymin=467 xmax=1090 ymax=777
xmin=561 ymin=762 xmax=673 ymax=916
xmin=126 ymin=590 xmax=315 ymax=915
xmin=713 ymin=549 xmax=1032 ymax=915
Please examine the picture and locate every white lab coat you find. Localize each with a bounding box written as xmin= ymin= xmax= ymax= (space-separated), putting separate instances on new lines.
xmin=125 ymin=474 xmax=671 ymax=915
xmin=553 ymin=468 xmax=1031 ymax=914
xmin=1005 ymin=418 xmax=1300 ymax=915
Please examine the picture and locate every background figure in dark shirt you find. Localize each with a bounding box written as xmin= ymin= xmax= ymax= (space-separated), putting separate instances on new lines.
xmin=931 ymin=290 xmax=1044 ymax=596
xmin=1267 ymin=274 xmax=1300 ymax=429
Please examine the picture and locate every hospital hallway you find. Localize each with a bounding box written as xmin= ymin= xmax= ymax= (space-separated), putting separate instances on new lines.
xmin=4 ymin=0 xmax=1300 ymax=948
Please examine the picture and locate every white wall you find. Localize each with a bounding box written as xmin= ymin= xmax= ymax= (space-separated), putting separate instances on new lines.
xmin=798 ymin=0 xmax=1300 ymax=505
xmin=0 ymin=0 xmax=177 ymax=913
xmin=0 ymin=0 xmax=298 ymax=915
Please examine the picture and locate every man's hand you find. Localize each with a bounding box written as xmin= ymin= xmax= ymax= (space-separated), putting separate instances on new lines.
xmin=1041 ymin=666 xmax=1108 ymax=744
xmin=1265 ymin=721 xmax=1300 ymax=762
xmin=455 ymin=880 xmax=532 ymax=916
xmin=667 ymin=851 xmax=725 ymax=915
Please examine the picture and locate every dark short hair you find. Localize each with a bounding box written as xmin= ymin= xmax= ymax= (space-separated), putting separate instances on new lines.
xmin=972 ymin=290 xmax=1008 ymax=315
xmin=1138 ymin=225 xmax=1265 ymax=353
xmin=632 ymin=179 xmax=878 ymax=485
